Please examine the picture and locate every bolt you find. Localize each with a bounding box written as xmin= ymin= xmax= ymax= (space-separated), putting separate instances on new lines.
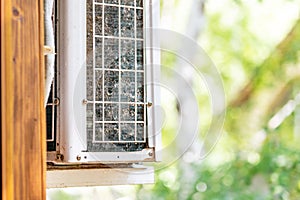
xmin=76 ymin=155 xmax=81 ymax=161
xmin=82 ymin=99 xmax=88 ymax=105
xmin=56 ymin=154 xmax=64 ymax=161
xmin=53 ymin=98 xmax=60 ymax=105
xmin=147 ymin=102 xmax=153 ymax=107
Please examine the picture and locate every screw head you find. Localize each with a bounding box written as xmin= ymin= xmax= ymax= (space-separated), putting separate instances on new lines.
xmin=82 ymin=99 xmax=88 ymax=105
xmin=53 ymin=98 xmax=60 ymax=105
xmin=76 ymin=155 xmax=81 ymax=161
xmin=56 ymin=154 xmax=64 ymax=161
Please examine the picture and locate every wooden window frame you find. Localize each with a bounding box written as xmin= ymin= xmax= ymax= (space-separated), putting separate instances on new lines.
xmin=1 ymin=0 xmax=46 ymax=199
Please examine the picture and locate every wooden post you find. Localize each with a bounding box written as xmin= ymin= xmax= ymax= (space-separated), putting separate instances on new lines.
xmin=1 ymin=0 xmax=46 ymax=199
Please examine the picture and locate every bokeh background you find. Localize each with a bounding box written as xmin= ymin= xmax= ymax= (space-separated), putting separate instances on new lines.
xmin=47 ymin=0 xmax=300 ymax=199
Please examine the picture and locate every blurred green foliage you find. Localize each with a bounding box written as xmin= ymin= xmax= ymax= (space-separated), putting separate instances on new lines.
xmin=48 ymin=190 xmax=81 ymax=200
xmin=136 ymin=0 xmax=300 ymax=199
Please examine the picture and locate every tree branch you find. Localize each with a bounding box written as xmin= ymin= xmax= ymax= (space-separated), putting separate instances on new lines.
xmin=229 ymin=19 xmax=300 ymax=108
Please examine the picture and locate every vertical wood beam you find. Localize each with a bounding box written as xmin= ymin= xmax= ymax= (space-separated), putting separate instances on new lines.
xmin=1 ymin=0 xmax=46 ymax=199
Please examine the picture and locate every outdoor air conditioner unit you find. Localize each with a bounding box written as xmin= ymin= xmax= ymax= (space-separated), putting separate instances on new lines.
xmin=45 ymin=0 xmax=161 ymax=187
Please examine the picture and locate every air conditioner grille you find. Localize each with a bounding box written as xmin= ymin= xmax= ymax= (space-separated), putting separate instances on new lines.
xmin=86 ymin=0 xmax=147 ymax=152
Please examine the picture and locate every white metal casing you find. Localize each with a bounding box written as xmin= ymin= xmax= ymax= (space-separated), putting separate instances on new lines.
xmin=57 ymin=0 xmax=161 ymax=163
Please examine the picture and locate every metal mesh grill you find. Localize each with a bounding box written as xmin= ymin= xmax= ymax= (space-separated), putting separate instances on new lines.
xmin=86 ymin=0 xmax=147 ymax=152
